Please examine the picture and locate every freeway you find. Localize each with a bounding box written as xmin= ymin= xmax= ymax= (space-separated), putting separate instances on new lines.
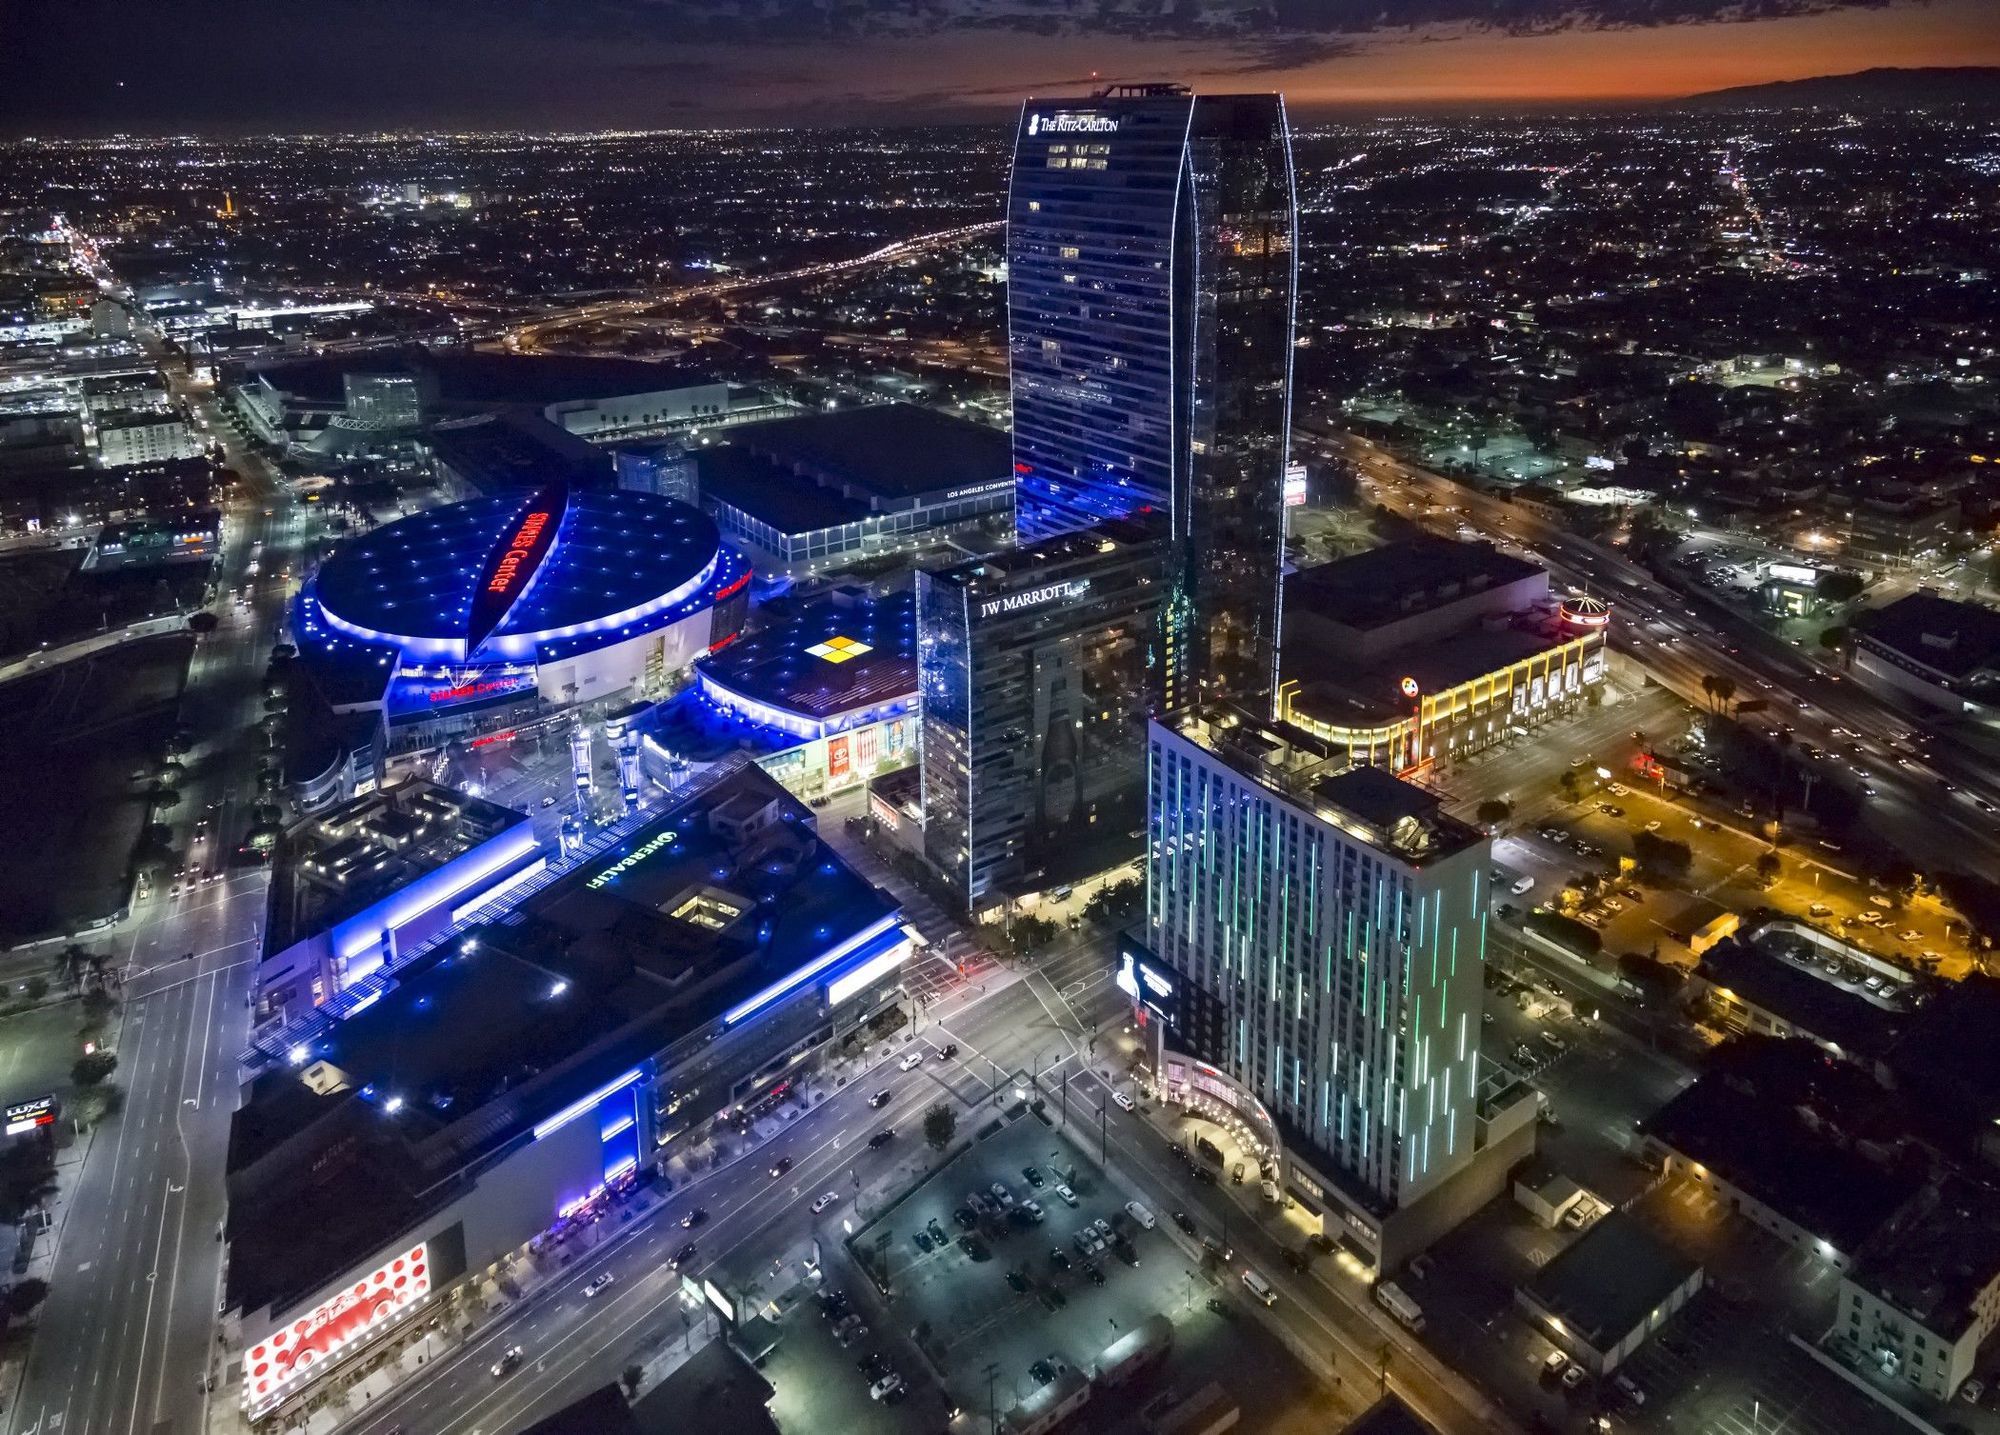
xmin=333 ymin=937 xmax=1124 ymax=1435
xmin=504 ymin=220 xmax=1002 ymax=352
xmin=1329 ymin=432 xmax=2000 ymax=876
xmin=9 ymin=336 xmax=304 ymax=1434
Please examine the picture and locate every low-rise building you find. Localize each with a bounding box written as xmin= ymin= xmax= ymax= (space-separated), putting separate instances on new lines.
xmin=1689 ymin=935 xmax=1901 ymax=1058
xmin=94 ymin=412 xmax=198 ymax=468
xmin=1853 ymin=591 xmax=2000 ymax=715
xmin=1839 ymin=1177 xmax=2000 ymax=1401
xmin=1516 ymin=1210 xmax=1703 ymax=1374
xmin=696 ymin=403 xmax=1013 ymax=575
xmin=1276 ymin=538 xmax=1608 ymax=775
xmin=1638 ymin=1037 xmax=1920 ymax=1268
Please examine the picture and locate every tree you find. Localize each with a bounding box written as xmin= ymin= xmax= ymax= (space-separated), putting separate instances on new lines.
xmin=1819 ymin=624 xmax=1851 ymax=653
xmin=1558 ymin=770 xmax=1583 ymax=802
xmin=186 ymin=610 xmax=220 ymax=634
xmin=4 ymin=1278 xmax=49 ymax=1321
xmin=1755 ymin=850 xmax=1782 ymax=885
xmin=1475 ymin=799 xmax=1513 ymax=828
xmin=1816 ymin=570 xmax=1865 ymax=604
xmin=621 ymin=1363 xmax=643 ymax=1398
xmin=1633 ymin=830 xmax=1693 ymax=881
xmin=1701 ymin=674 xmax=1737 ymax=716
xmin=21 ymin=976 xmax=47 ymax=1004
xmin=71 ymin=1050 xmax=118 ymax=1088
xmin=922 ymin=1102 xmax=957 ymax=1153
xmin=55 ymin=945 xmax=91 ymax=994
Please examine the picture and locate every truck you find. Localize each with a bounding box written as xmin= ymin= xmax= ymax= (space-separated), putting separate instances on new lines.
xmin=1375 ymin=1280 xmax=1425 ymax=1332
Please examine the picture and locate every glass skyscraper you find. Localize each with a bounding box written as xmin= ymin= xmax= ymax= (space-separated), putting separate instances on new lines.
xmin=917 ymin=520 xmax=1165 ymax=912
xmin=1007 ymin=84 xmax=1298 ymax=712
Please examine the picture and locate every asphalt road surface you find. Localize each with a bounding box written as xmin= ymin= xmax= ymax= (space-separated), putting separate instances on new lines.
xmin=334 ymin=937 xmax=1124 ymax=1435
xmin=9 ymin=350 xmax=298 ymax=1435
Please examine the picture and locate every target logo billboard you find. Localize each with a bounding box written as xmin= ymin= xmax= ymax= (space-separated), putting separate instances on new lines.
xmin=245 ymin=1244 xmax=430 ymax=1412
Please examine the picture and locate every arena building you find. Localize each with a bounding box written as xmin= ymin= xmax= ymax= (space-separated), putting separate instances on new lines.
xmin=292 ymin=482 xmax=751 ymax=757
xmin=643 ymin=589 xmax=918 ymax=801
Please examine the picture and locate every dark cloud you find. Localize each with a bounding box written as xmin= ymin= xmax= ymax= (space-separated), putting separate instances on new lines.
xmin=0 ymin=0 xmax=1930 ymax=133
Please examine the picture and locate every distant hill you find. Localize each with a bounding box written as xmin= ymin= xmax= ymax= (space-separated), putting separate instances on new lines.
xmin=1678 ymin=67 xmax=2000 ymax=109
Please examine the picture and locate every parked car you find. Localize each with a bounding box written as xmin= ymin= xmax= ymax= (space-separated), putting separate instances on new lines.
xmin=1542 ymin=1351 xmax=1569 ymax=1380
xmin=1022 ymin=1165 xmax=1046 ymax=1188
xmin=1053 ymin=1184 xmax=1078 ymax=1206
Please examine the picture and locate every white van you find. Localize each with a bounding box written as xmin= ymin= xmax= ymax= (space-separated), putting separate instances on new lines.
xmin=1124 ymin=1200 xmax=1156 ymax=1230
xmin=1511 ymin=875 xmax=1536 ymax=895
xmin=1241 ymin=1269 xmax=1277 ymax=1306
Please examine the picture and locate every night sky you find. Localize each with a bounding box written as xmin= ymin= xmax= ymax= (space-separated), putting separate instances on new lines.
xmin=2 ymin=0 xmax=1995 ymax=134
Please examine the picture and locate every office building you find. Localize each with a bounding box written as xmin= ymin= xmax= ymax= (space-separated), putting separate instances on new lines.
xmin=1839 ymin=1177 xmax=2000 ymax=1401
xmin=1139 ymin=709 xmax=1530 ymax=1266
xmin=1008 ymin=85 xmax=1297 ymax=710
xmin=95 ymin=412 xmax=199 ymax=468
xmin=917 ymin=519 xmax=1164 ymax=913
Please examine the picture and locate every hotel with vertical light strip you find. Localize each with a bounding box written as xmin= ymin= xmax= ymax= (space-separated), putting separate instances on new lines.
xmin=1135 ymin=709 xmax=1540 ymax=1272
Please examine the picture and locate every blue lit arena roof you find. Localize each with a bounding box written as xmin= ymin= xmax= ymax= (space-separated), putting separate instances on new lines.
xmin=695 ymin=592 xmax=916 ymax=737
xmin=312 ymin=486 xmax=738 ymax=664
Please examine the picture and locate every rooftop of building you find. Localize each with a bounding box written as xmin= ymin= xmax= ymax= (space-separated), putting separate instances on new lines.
xmin=424 ymin=412 xmax=613 ymax=494
xmin=696 ymin=590 xmax=916 ymax=722
xmin=1856 ymin=590 xmax=2000 ymax=682
xmin=311 ymin=487 xmax=724 ymax=649
xmin=730 ymin=402 xmax=1011 ymax=502
xmin=1849 ymin=1176 xmax=2000 ymax=1342
xmin=1695 ymin=936 xmax=1901 ymax=1056
xmin=696 ymin=443 xmax=874 ymax=535
xmin=268 ymin=779 xmax=528 ymax=954
xmin=527 ymin=1340 xmax=778 ymax=1435
xmin=1287 ymin=538 xmax=1545 ymax=633
xmin=1166 ymin=709 xmax=1486 ymax=866
xmin=227 ymin=766 xmax=897 ymax=1314
xmin=1639 ymin=1036 xmax=1920 ymax=1254
xmin=1519 ymin=1209 xmax=1701 ymax=1351
xmin=923 ymin=514 xmax=1165 ymax=591
xmin=250 ymin=349 xmax=723 ymax=409
xmin=1882 ymin=975 xmax=2000 ymax=1134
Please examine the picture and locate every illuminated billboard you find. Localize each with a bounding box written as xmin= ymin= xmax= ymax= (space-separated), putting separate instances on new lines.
xmin=244 ymin=1243 xmax=430 ymax=1413
xmin=467 ymin=485 xmax=568 ymax=654
xmin=1114 ymin=936 xmax=1177 ymax=1026
xmin=3 ymin=1096 xmax=54 ymax=1137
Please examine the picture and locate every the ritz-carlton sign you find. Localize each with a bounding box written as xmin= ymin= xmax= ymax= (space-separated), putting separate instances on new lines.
xmin=1029 ymin=113 xmax=1118 ymax=136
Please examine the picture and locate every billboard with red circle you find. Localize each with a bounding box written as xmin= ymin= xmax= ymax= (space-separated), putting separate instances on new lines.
xmin=244 ymin=1242 xmax=430 ymax=1413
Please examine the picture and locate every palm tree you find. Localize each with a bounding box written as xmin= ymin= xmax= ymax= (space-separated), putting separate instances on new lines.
xmin=1700 ymin=674 xmax=1737 ymax=716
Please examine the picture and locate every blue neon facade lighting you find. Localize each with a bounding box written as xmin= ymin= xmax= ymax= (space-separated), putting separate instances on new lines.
xmin=533 ymin=1068 xmax=644 ymax=1142
xmin=722 ymin=913 xmax=902 ymax=1027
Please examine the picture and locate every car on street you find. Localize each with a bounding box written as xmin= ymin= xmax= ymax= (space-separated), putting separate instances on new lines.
xmin=868 ymin=1089 xmax=893 ymax=1108
xmin=938 ymin=1043 xmax=959 ymax=1059
xmin=1596 ymin=803 xmax=1624 ymax=817
xmin=670 ymin=1243 xmax=697 ymax=1270
xmin=898 ymin=1051 xmax=924 ymax=1072
xmin=811 ymin=1191 xmax=840 ymax=1214
xmin=868 ymin=1129 xmax=896 ymax=1149
xmin=492 ymin=1347 xmax=525 ymax=1379
xmin=1642 ymin=819 xmax=1662 ymax=832
xmin=1174 ymin=1210 xmax=1198 ymax=1235
xmin=769 ymin=1156 xmax=793 ymax=1179
xmin=681 ymin=1206 xmax=707 ymax=1228
xmin=583 ymin=1273 xmax=615 ymax=1297
xmin=1110 ymin=1090 xmax=1135 ymax=1111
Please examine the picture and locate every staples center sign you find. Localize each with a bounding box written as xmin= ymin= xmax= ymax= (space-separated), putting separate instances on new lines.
xmin=1029 ymin=113 xmax=1118 ymax=136
xmin=245 ymin=1244 xmax=430 ymax=1413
